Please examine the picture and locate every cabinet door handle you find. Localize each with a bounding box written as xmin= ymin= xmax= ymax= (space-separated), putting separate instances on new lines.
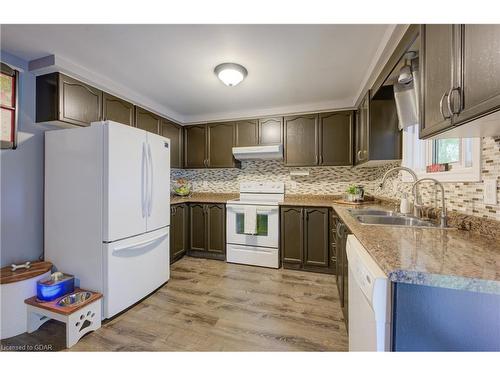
xmin=439 ymin=91 xmax=451 ymax=120
xmin=447 ymin=87 xmax=462 ymax=115
xmin=357 ymin=149 xmax=366 ymax=162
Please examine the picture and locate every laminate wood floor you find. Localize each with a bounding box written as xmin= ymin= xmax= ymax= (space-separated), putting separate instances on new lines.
xmin=1 ymin=257 xmax=348 ymax=351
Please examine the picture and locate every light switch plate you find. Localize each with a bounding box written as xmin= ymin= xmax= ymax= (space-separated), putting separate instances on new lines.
xmin=483 ymin=178 xmax=497 ymax=205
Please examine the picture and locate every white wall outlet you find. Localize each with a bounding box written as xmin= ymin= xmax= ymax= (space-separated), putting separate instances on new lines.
xmin=483 ymin=178 xmax=498 ymax=205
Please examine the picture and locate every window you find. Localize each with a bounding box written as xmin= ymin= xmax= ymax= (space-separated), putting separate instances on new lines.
xmin=1 ymin=62 xmax=18 ymax=149
xmin=402 ymin=124 xmax=481 ymax=182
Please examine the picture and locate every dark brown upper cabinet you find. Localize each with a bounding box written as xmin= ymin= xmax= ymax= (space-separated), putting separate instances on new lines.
xmin=354 ymin=88 xmax=401 ymax=166
xmin=160 ymin=119 xmax=183 ymax=168
xmin=258 ymin=117 xmax=283 ymax=145
xmin=36 ymin=72 xmax=102 ymax=127
xmin=235 ymin=119 xmax=259 ymax=146
xmin=456 ymin=25 xmax=500 ymax=124
xmin=207 ymin=122 xmax=238 ymax=168
xmin=184 ymin=125 xmax=207 ymax=168
xmin=135 ymin=107 xmax=160 ymax=134
xmin=102 ymin=92 xmax=134 ymax=126
xmin=319 ymin=111 xmax=353 ymax=166
xmin=170 ymin=203 xmax=188 ymax=264
xmin=187 ymin=203 xmax=225 ymax=260
xmin=284 ymin=114 xmax=318 ymax=166
xmin=284 ymin=112 xmax=353 ymax=167
xmin=355 ymin=92 xmax=369 ymax=165
xmin=420 ymin=24 xmax=456 ymax=138
xmin=184 ymin=123 xmax=238 ymax=168
xmin=281 ymin=206 xmax=333 ymax=274
xmin=420 ymin=24 xmax=500 ymax=138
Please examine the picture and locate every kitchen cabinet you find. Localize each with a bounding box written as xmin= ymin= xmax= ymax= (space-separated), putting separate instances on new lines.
xmin=135 ymin=106 xmax=160 ymax=134
xmin=420 ymin=24 xmax=500 ymax=138
xmin=36 ymin=72 xmax=102 ymax=127
xmin=280 ymin=207 xmax=303 ymax=265
xmin=207 ymin=122 xmax=238 ymax=168
xmin=284 ymin=114 xmax=318 ymax=166
xmin=284 ymin=112 xmax=353 ymax=167
xmin=354 ymin=87 xmax=401 ymax=166
xmin=102 ymin=92 xmax=134 ymax=126
xmin=206 ymin=204 xmax=226 ymax=255
xmin=335 ymin=217 xmax=350 ymax=327
xmin=184 ymin=123 xmax=238 ymax=168
xmin=160 ymin=119 xmax=183 ymax=168
xmin=319 ymin=111 xmax=353 ymax=166
xmin=420 ymin=24 xmax=456 ymax=138
xmin=235 ymin=119 xmax=259 ymax=146
xmin=184 ymin=125 xmax=207 ymax=168
xmin=188 ymin=203 xmax=226 ymax=260
xmin=457 ymin=25 xmax=500 ymax=124
xmin=280 ymin=206 xmax=333 ymax=274
xmin=258 ymin=117 xmax=283 ymax=145
xmin=170 ymin=204 xmax=188 ymax=264
xmin=355 ymin=92 xmax=369 ymax=165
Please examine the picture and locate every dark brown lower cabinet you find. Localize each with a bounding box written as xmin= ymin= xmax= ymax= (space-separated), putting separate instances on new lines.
xmin=170 ymin=204 xmax=188 ymax=264
xmin=280 ymin=206 xmax=334 ymax=274
xmin=187 ymin=203 xmax=226 ymax=260
xmin=335 ymin=217 xmax=350 ymax=329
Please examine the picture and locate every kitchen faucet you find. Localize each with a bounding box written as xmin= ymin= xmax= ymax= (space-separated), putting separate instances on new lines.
xmin=412 ymin=178 xmax=448 ymax=228
xmin=379 ymin=166 xmax=422 ymax=217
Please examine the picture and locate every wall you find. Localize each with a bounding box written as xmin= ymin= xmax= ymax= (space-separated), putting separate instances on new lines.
xmin=172 ymin=136 xmax=500 ymax=221
xmin=0 ymin=52 xmax=45 ymax=266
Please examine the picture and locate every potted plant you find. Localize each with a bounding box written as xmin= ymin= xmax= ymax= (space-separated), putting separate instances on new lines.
xmin=345 ymin=185 xmax=364 ymax=202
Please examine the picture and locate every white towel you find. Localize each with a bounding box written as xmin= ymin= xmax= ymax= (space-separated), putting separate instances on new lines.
xmin=243 ymin=206 xmax=257 ymax=235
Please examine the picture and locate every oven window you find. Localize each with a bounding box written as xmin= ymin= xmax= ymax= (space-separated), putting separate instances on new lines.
xmin=235 ymin=213 xmax=268 ymax=236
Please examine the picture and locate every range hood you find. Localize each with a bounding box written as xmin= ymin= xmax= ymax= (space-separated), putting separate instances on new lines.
xmin=232 ymin=144 xmax=283 ymax=161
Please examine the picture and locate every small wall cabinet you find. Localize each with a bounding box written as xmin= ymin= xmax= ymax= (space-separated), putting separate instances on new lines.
xmin=102 ymin=92 xmax=134 ymax=126
xmin=160 ymin=119 xmax=183 ymax=168
xmin=354 ymin=88 xmax=401 ymax=166
xmin=135 ymin=106 xmax=160 ymax=134
xmin=36 ymin=72 xmax=102 ymax=127
xmin=280 ymin=206 xmax=334 ymax=274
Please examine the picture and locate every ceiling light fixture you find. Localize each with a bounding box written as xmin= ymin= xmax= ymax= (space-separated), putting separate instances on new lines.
xmin=214 ymin=63 xmax=248 ymax=87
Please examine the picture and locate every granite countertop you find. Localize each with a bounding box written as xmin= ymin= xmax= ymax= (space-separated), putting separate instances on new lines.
xmin=284 ymin=195 xmax=500 ymax=295
xmin=170 ymin=192 xmax=500 ymax=294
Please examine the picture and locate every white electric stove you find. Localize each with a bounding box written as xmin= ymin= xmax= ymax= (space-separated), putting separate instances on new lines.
xmin=226 ymin=182 xmax=284 ymax=268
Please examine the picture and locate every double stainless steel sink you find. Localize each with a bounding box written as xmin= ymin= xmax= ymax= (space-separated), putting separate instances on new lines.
xmin=348 ymin=209 xmax=439 ymax=228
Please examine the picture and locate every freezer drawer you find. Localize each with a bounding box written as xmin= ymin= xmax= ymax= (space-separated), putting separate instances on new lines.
xmin=103 ymin=227 xmax=169 ymax=318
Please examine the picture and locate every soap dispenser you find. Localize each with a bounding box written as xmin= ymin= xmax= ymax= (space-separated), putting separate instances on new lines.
xmin=400 ymin=193 xmax=412 ymax=215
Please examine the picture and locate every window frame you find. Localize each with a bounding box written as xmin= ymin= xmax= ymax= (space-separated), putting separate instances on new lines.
xmin=0 ymin=62 xmax=19 ymax=150
xmin=402 ymin=124 xmax=481 ymax=183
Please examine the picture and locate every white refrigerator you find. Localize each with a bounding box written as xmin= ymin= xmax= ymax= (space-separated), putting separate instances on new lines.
xmin=45 ymin=120 xmax=170 ymax=318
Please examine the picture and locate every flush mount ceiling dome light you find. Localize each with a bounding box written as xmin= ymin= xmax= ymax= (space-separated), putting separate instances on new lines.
xmin=214 ymin=63 xmax=248 ymax=87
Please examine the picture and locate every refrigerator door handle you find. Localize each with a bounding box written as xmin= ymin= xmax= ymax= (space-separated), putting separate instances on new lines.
xmin=141 ymin=142 xmax=147 ymax=218
xmin=112 ymin=231 xmax=168 ymax=253
xmin=147 ymin=142 xmax=153 ymax=217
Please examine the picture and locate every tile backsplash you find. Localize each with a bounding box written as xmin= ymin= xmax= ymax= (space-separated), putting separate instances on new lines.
xmin=172 ymin=136 xmax=500 ymax=221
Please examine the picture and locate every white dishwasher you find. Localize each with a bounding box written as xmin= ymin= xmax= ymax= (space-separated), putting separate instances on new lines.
xmin=346 ymin=234 xmax=391 ymax=351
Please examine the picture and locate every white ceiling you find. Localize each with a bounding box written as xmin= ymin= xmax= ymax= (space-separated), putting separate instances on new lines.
xmin=1 ymin=24 xmax=393 ymax=123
